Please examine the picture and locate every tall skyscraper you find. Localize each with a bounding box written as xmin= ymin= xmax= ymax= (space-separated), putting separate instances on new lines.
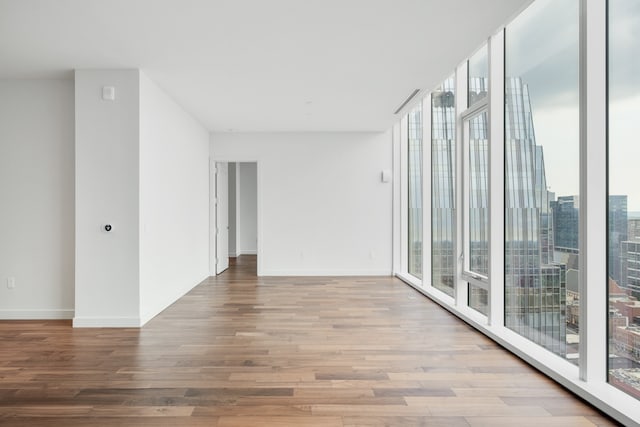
xmin=551 ymin=195 xmax=627 ymax=285
xmin=609 ymin=195 xmax=628 ymax=284
xmin=504 ymin=77 xmax=567 ymax=357
xmin=429 ymin=76 xmax=568 ymax=356
xmin=628 ymin=218 xmax=640 ymax=242
xmin=620 ymin=241 xmax=640 ymax=299
xmin=551 ymin=196 xmax=579 ymax=252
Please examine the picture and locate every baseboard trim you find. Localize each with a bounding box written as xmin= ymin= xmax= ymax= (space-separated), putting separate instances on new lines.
xmin=237 ymin=250 xmax=257 ymax=256
xmin=0 ymin=309 xmax=74 ymax=320
xmin=72 ymin=316 xmax=142 ymax=328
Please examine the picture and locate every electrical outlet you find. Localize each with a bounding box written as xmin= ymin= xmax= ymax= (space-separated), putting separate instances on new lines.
xmin=7 ymin=277 xmax=15 ymax=289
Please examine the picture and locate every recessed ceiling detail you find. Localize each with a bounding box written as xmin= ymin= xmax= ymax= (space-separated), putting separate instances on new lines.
xmin=394 ymin=89 xmax=421 ymax=115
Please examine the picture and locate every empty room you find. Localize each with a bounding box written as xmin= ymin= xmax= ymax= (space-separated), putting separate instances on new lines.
xmin=0 ymin=0 xmax=638 ymax=425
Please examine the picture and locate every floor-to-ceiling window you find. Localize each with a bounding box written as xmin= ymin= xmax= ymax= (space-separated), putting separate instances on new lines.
xmin=608 ymin=0 xmax=640 ymax=400
xmin=431 ymin=76 xmax=456 ymax=297
xmin=408 ymin=103 xmax=423 ymax=279
xmin=466 ymin=45 xmax=490 ymax=315
xmin=504 ymin=0 xmax=579 ymax=361
xmin=395 ymin=0 xmax=640 ymax=423
xmin=465 ymin=109 xmax=489 ymax=315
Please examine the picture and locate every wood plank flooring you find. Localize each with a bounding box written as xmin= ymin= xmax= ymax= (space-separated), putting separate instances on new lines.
xmin=0 ymin=256 xmax=621 ymax=426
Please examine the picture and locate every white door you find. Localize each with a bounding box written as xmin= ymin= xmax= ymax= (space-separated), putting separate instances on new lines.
xmin=216 ymin=162 xmax=229 ymax=274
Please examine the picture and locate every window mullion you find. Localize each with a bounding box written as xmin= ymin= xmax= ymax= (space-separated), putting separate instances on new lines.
xmin=399 ymin=118 xmax=409 ymax=276
xmin=455 ymin=63 xmax=469 ymax=308
xmin=489 ymin=29 xmax=505 ymax=327
xmin=579 ymin=0 xmax=607 ymax=383
xmin=423 ymin=95 xmax=432 ymax=286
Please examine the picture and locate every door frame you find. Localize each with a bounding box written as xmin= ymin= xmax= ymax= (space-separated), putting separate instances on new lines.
xmin=215 ymin=162 xmax=230 ymax=274
xmin=210 ymin=157 xmax=262 ymax=276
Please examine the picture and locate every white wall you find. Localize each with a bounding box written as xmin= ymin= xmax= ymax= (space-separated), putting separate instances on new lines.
xmin=0 ymin=79 xmax=75 ymax=319
xmin=75 ymin=69 xmax=211 ymax=327
xmin=211 ymin=132 xmax=393 ymax=275
xmin=228 ymin=162 xmax=238 ymax=257
xmin=238 ymin=162 xmax=257 ymax=255
xmin=139 ymin=73 xmax=210 ymax=324
xmin=74 ymin=70 xmax=141 ymax=326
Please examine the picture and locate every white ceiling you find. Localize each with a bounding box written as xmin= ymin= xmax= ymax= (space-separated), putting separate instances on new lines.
xmin=0 ymin=0 xmax=530 ymax=132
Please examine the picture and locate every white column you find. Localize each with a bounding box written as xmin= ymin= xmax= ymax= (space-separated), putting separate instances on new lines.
xmin=74 ymin=69 xmax=141 ymax=327
xmin=422 ymin=95 xmax=432 ymax=287
xmin=488 ymin=30 xmax=505 ymax=327
xmin=399 ymin=117 xmax=409 ymax=275
xmin=392 ymin=123 xmax=403 ymax=275
xmin=455 ymin=65 xmax=468 ymax=308
xmin=579 ymin=0 xmax=607 ymax=382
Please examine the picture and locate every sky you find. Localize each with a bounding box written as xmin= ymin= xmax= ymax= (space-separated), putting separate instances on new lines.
xmin=505 ymin=0 xmax=580 ymax=201
xmin=503 ymin=0 xmax=640 ymax=211
xmin=609 ymin=0 xmax=640 ymax=211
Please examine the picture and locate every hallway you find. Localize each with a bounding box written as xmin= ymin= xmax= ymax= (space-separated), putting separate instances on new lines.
xmin=0 ymin=256 xmax=618 ymax=426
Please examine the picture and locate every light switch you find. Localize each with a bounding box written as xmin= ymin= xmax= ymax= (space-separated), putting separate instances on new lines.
xmin=381 ymin=169 xmax=391 ymax=183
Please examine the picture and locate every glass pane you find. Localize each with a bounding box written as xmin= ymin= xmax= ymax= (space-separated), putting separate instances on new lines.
xmin=431 ymin=75 xmax=456 ymax=297
xmin=468 ymin=111 xmax=489 ymax=277
xmin=504 ymin=0 xmax=579 ymax=361
xmin=469 ymin=285 xmax=489 ymax=315
xmin=408 ymin=103 xmax=423 ymax=279
xmin=468 ymin=45 xmax=488 ymax=108
xmin=608 ymin=0 xmax=640 ymax=400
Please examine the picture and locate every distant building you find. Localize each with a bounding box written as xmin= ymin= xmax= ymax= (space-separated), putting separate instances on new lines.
xmin=550 ymin=195 xmax=627 ymax=284
xmin=613 ymin=325 xmax=640 ymax=359
xmin=551 ymin=196 xmax=579 ymax=252
xmin=621 ymin=241 xmax=640 ymax=299
xmin=610 ymin=196 xmax=629 ymax=283
xmin=628 ymin=218 xmax=640 ymax=242
xmin=608 ymin=279 xmax=640 ymax=393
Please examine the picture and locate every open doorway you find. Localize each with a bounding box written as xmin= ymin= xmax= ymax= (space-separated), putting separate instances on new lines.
xmin=211 ymin=161 xmax=258 ymax=276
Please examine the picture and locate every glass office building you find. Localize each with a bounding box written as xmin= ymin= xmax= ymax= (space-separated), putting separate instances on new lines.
xmin=504 ymin=77 xmax=567 ymax=357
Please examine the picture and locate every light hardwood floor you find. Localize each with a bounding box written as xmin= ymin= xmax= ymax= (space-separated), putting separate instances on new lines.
xmin=0 ymin=256 xmax=621 ymax=426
